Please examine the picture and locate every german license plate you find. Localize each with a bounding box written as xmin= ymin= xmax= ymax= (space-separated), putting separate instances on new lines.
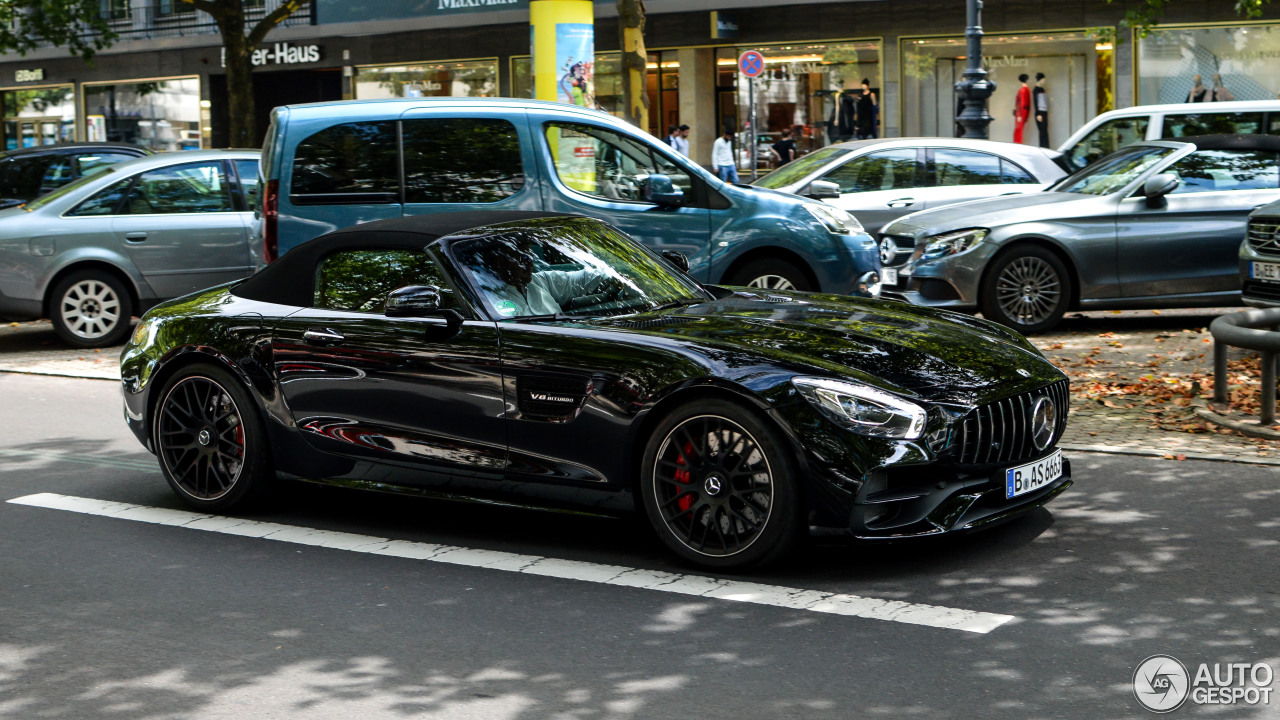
xmin=1251 ymin=262 xmax=1280 ymax=282
xmin=882 ymin=268 xmax=898 ymax=286
xmin=1005 ymin=450 xmax=1063 ymax=499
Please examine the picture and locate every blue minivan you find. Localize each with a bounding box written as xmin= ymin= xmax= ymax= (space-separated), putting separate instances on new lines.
xmin=257 ymin=97 xmax=879 ymax=293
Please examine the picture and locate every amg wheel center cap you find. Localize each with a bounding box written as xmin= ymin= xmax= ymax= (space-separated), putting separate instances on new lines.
xmin=1031 ymin=396 xmax=1057 ymax=450
xmin=197 ymin=429 xmax=213 ymax=447
xmin=703 ymin=475 xmax=724 ymax=496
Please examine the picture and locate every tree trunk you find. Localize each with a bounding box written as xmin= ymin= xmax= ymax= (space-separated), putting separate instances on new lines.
xmin=616 ymin=0 xmax=648 ymax=132
xmin=216 ymin=2 xmax=253 ymax=147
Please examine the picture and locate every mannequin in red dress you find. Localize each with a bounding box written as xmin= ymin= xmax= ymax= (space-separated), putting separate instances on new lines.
xmin=1013 ymin=73 xmax=1031 ymax=144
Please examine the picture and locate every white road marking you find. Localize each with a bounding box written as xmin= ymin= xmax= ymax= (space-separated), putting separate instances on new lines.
xmin=7 ymin=492 xmax=1016 ymax=634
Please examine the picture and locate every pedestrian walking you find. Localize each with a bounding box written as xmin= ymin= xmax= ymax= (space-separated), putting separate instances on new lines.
xmin=856 ymin=79 xmax=878 ymax=139
xmin=1212 ymin=74 xmax=1235 ymax=102
xmin=771 ymin=128 xmax=797 ymax=165
xmin=1033 ymin=72 xmax=1050 ymax=148
xmin=1187 ymin=74 xmax=1209 ymax=102
xmin=674 ymin=124 xmax=690 ymax=156
xmin=1013 ymin=73 xmax=1031 ymax=144
xmin=666 ymin=124 xmax=680 ymax=150
xmin=712 ymin=130 xmax=738 ymax=183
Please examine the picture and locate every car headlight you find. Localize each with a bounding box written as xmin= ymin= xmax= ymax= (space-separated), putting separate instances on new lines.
xmin=921 ymin=228 xmax=988 ymax=260
xmin=792 ymin=377 xmax=926 ymax=440
xmin=130 ymin=317 xmax=158 ymax=347
xmin=803 ymin=203 xmax=865 ymax=235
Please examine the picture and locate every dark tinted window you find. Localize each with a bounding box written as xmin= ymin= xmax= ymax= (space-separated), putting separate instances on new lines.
xmin=234 ymin=159 xmax=260 ymax=208
xmin=123 ymin=161 xmax=232 ymax=214
xmin=1001 ymin=159 xmax=1038 ymax=184
xmin=68 ymin=178 xmax=131 ymax=216
xmin=75 ymin=152 xmax=134 ymax=178
xmin=0 ymin=154 xmax=71 ymax=200
xmin=314 ymin=249 xmax=458 ymax=312
xmin=1168 ymin=149 xmax=1280 ymax=194
xmin=823 ymin=148 xmax=917 ymax=193
xmin=1069 ymin=117 xmax=1150 ymax=169
xmin=291 ymin=121 xmax=398 ymax=201
xmin=402 ymin=118 xmax=524 ymax=203
xmin=1162 ymin=113 xmax=1264 ymax=138
xmin=932 ymin=149 xmax=1002 ymax=186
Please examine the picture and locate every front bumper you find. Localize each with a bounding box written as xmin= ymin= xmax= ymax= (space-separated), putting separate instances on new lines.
xmin=1239 ymin=253 xmax=1280 ymax=308
xmin=880 ymin=241 xmax=1000 ymax=309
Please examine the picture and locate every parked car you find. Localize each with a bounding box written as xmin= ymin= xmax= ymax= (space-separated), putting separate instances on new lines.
xmin=1240 ymin=198 xmax=1280 ymax=307
xmin=0 ymin=149 xmax=261 ymax=347
xmin=752 ymin=138 xmax=1070 ymax=244
xmin=257 ymin=97 xmax=880 ymax=294
xmin=0 ymin=142 xmax=150 ymax=209
xmin=879 ymin=135 xmax=1280 ymax=333
xmin=1059 ymin=100 xmax=1280 ymax=170
xmin=122 ymin=212 xmax=1072 ymax=570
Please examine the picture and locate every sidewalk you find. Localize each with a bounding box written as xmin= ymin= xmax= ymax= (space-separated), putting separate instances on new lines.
xmin=3 ymin=311 xmax=1277 ymax=464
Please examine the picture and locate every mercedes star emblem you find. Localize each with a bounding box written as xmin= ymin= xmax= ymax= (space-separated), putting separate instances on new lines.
xmin=878 ymin=238 xmax=897 ymax=265
xmin=1031 ymin=396 xmax=1057 ymax=450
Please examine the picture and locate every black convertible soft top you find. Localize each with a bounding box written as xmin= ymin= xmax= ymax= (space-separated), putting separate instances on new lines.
xmin=233 ymin=211 xmax=571 ymax=307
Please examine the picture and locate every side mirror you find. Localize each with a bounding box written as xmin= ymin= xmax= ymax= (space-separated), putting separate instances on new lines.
xmin=642 ymin=174 xmax=685 ymax=207
xmin=804 ymin=179 xmax=841 ymax=200
xmin=385 ymin=285 xmax=463 ymax=334
xmin=661 ymin=249 xmax=691 ymax=274
xmin=1143 ymin=172 xmax=1179 ymax=208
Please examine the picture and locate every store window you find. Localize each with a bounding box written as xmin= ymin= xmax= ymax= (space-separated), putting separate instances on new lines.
xmin=354 ymin=60 xmax=498 ymax=99
xmin=714 ymin=41 xmax=882 ymax=167
xmin=510 ymin=53 xmax=623 ymax=116
xmin=1137 ymin=24 xmax=1280 ymax=105
xmin=901 ymin=31 xmax=1113 ymax=147
xmin=2 ymin=84 xmax=76 ymax=150
xmin=82 ymin=77 xmax=202 ymax=151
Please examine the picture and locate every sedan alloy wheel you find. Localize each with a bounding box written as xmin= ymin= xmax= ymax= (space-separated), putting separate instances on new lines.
xmin=981 ymin=247 xmax=1073 ymax=333
xmin=50 ymin=271 xmax=134 ymax=348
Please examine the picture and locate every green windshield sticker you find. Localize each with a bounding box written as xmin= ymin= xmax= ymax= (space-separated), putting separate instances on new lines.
xmin=494 ymin=300 xmax=519 ymax=317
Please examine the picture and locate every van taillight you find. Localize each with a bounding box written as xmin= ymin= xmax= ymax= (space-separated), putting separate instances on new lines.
xmin=262 ymin=179 xmax=279 ymax=263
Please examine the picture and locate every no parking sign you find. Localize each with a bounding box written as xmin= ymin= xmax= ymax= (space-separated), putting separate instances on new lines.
xmin=738 ymin=50 xmax=764 ymax=78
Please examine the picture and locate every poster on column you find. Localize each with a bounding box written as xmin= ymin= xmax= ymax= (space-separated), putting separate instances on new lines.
xmin=556 ymin=23 xmax=594 ymax=107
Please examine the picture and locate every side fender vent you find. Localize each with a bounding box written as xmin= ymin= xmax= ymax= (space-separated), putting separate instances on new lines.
xmin=517 ymin=375 xmax=593 ymax=422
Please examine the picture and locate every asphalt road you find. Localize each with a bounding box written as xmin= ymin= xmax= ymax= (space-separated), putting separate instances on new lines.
xmin=1 ymin=373 xmax=1278 ymax=719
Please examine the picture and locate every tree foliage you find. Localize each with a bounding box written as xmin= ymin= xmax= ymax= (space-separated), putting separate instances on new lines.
xmin=0 ymin=0 xmax=116 ymax=60
xmin=1110 ymin=0 xmax=1274 ymax=37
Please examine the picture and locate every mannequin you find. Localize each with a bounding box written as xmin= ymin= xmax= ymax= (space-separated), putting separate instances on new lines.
xmin=1212 ymin=74 xmax=1234 ymax=102
xmin=1032 ymin=72 xmax=1049 ymax=148
xmin=1187 ymin=74 xmax=1208 ymax=103
xmin=1013 ymin=73 xmax=1031 ymax=144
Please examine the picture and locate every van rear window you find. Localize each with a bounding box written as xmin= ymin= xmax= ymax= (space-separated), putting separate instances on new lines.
xmin=291 ymin=121 xmax=398 ymax=203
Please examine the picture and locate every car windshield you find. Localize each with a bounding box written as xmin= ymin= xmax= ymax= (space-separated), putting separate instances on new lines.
xmin=1050 ymin=146 xmax=1176 ymax=196
xmin=753 ymin=147 xmax=851 ymax=189
xmin=24 ymin=167 xmax=117 ymax=211
xmin=451 ymin=219 xmax=710 ymax=320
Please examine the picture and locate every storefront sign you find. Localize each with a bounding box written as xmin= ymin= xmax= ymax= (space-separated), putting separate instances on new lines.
xmin=437 ymin=0 xmax=520 ymax=9
xmin=220 ymin=43 xmax=322 ymax=68
xmin=984 ymin=54 xmax=1030 ymax=70
xmin=711 ymin=11 xmax=739 ymax=40
xmin=14 ymin=68 xmax=45 ymax=83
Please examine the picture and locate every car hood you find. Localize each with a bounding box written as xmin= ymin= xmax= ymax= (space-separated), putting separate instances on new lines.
xmin=589 ymin=292 xmax=1062 ymax=408
xmin=885 ymin=191 xmax=1099 ymax=237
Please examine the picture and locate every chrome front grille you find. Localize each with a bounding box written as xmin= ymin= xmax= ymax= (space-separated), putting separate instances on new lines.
xmin=954 ymin=379 xmax=1070 ymax=465
xmin=1247 ymin=217 xmax=1280 ymax=258
xmin=880 ymin=234 xmax=916 ymax=268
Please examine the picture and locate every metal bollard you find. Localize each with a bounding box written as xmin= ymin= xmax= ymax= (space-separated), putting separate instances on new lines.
xmin=1214 ymin=340 xmax=1228 ymax=405
xmin=1264 ymin=351 xmax=1277 ymax=426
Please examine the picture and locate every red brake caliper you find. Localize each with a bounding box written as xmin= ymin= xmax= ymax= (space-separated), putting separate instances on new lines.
xmin=674 ymin=441 xmax=694 ymax=512
xmin=234 ymin=425 xmax=245 ymax=458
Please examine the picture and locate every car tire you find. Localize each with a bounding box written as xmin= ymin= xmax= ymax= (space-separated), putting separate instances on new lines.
xmin=639 ymin=398 xmax=801 ymax=570
xmin=727 ymin=258 xmax=813 ymax=292
xmin=49 ymin=270 xmax=134 ymax=348
xmin=979 ymin=246 xmax=1073 ymax=334
xmin=153 ymin=364 xmax=273 ymax=513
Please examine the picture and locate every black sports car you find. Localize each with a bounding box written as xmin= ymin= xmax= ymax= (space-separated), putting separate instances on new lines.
xmin=121 ymin=212 xmax=1071 ymax=569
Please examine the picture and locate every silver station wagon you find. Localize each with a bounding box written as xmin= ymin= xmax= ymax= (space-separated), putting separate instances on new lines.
xmin=0 ymin=149 xmax=260 ymax=347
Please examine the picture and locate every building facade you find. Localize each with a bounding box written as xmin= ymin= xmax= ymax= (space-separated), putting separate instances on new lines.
xmin=0 ymin=0 xmax=1275 ymax=167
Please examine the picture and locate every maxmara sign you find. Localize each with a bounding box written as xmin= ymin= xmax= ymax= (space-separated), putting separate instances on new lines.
xmin=220 ymin=42 xmax=322 ymax=68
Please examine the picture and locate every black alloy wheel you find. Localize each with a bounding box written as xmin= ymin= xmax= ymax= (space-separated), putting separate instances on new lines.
xmin=640 ymin=399 xmax=800 ymax=569
xmin=727 ymin=258 xmax=813 ymax=292
xmin=154 ymin=365 xmax=271 ymax=511
xmin=980 ymin=246 xmax=1073 ymax=334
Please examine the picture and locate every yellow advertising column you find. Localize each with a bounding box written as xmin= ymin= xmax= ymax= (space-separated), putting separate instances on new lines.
xmin=529 ymin=0 xmax=594 ymax=105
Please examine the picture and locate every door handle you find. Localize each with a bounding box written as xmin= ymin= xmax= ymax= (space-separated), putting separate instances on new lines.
xmin=124 ymin=232 xmax=148 ymax=241
xmin=886 ymin=198 xmax=915 ymax=208
xmin=303 ymin=328 xmax=345 ymax=346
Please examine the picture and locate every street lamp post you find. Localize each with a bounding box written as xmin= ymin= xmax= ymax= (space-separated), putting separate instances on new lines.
xmin=954 ymin=0 xmax=995 ymax=139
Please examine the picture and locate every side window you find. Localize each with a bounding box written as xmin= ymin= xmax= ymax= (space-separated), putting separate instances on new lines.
xmin=1168 ymin=150 xmax=1280 ymax=194
xmin=1271 ymin=114 xmax=1280 ymax=135
xmin=291 ymin=121 xmax=398 ymax=202
xmin=544 ymin=122 xmax=690 ymax=201
xmin=314 ymin=249 xmax=459 ymax=313
xmin=1000 ymin=159 xmax=1038 ymax=184
xmin=123 ymin=161 xmax=232 ymax=214
xmin=823 ymin=149 xmax=918 ymax=193
xmin=75 ymin=152 xmax=134 ymax=178
xmin=402 ymin=118 xmax=524 ymax=203
xmin=234 ymin=159 xmax=260 ymax=208
xmin=932 ymin=149 xmax=1003 ymax=186
xmin=1162 ymin=113 xmax=1265 ymax=138
xmin=1069 ymin=117 xmax=1150 ymax=168
xmin=2 ymin=155 xmax=58 ymax=200
xmin=68 ymin=178 xmax=132 ymax=216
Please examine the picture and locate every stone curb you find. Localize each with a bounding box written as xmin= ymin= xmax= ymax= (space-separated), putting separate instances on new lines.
xmin=0 ymin=367 xmax=118 ymax=381
xmin=1190 ymin=399 xmax=1280 ymax=441
xmin=1059 ymin=443 xmax=1280 ymax=467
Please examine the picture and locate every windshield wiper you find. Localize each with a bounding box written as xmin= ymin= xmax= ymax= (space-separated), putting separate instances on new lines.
xmin=649 ymin=298 xmax=703 ymax=312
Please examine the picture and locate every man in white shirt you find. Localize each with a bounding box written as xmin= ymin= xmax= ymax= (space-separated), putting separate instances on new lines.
xmin=468 ymin=240 xmax=616 ymax=318
xmin=711 ymin=130 xmax=738 ymax=183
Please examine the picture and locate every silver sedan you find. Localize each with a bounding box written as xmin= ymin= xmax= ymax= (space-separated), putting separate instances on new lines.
xmin=752 ymin=137 xmax=1069 ymax=243
xmin=880 ymin=136 xmax=1280 ymax=333
xmin=0 ymin=149 xmax=260 ymax=347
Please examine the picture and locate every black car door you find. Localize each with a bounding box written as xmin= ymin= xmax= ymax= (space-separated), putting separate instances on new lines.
xmin=272 ymin=247 xmax=507 ymax=483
